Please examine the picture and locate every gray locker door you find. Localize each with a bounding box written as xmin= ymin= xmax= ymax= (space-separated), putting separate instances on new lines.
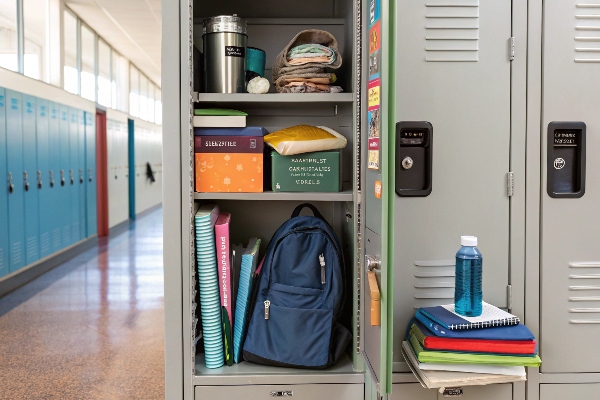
xmin=392 ymin=0 xmax=512 ymax=368
xmin=541 ymin=0 xmax=600 ymax=373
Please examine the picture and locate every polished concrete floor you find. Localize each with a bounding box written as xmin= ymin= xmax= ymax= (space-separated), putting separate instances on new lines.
xmin=0 ymin=207 xmax=165 ymax=399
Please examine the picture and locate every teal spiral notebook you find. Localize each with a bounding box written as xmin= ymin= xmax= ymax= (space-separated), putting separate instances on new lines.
xmin=232 ymin=238 xmax=261 ymax=363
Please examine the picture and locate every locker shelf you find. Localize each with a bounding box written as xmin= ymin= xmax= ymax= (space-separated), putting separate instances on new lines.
xmin=193 ymin=353 xmax=363 ymax=386
xmin=194 ymin=190 xmax=353 ymax=202
xmin=194 ymin=92 xmax=354 ymax=104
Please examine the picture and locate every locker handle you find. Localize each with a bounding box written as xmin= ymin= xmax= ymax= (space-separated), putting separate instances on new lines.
xmin=24 ymin=172 xmax=29 ymax=191
xmin=69 ymin=169 xmax=74 ymax=185
xmin=8 ymin=172 xmax=13 ymax=193
xmin=61 ymin=178 xmax=65 ymax=186
xmin=88 ymin=168 xmax=92 ymax=182
xmin=60 ymin=170 xmax=65 ymax=186
xmin=367 ymin=270 xmax=381 ymax=326
xmin=80 ymin=177 xmax=83 ymax=184
xmin=37 ymin=170 xmax=42 ymax=189
xmin=25 ymin=182 xmax=29 ymax=191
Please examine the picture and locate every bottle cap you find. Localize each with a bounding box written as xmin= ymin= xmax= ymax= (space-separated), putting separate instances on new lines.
xmin=461 ymin=236 xmax=477 ymax=246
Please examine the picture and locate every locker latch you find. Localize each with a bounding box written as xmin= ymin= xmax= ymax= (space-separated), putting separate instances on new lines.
xmin=23 ymin=171 xmax=29 ymax=192
xmin=37 ymin=170 xmax=42 ymax=189
xmin=60 ymin=169 xmax=65 ymax=186
xmin=49 ymin=170 xmax=55 ymax=188
xmin=8 ymin=172 xmax=14 ymax=194
xmin=79 ymin=168 xmax=83 ymax=184
xmin=367 ymin=270 xmax=381 ymax=326
xmin=69 ymin=169 xmax=74 ymax=185
xmin=88 ymin=168 xmax=93 ymax=182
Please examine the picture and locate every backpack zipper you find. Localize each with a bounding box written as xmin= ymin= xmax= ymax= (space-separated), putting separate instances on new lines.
xmin=320 ymin=254 xmax=326 ymax=284
xmin=264 ymin=300 xmax=271 ymax=320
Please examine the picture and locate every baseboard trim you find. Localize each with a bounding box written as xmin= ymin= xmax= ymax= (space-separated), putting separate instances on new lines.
xmin=109 ymin=219 xmax=131 ymax=238
xmin=0 ymin=236 xmax=99 ymax=297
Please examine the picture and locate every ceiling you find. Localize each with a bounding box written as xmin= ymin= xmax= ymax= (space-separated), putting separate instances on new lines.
xmin=66 ymin=0 xmax=162 ymax=86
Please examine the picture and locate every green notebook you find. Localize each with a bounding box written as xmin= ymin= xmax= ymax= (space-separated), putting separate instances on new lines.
xmin=409 ymin=334 xmax=542 ymax=367
xmin=194 ymin=108 xmax=248 ymax=116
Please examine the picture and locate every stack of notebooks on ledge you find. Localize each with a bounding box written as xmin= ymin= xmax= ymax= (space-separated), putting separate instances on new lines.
xmin=402 ymin=302 xmax=541 ymax=389
xmin=194 ymin=204 xmax=262 ymax=369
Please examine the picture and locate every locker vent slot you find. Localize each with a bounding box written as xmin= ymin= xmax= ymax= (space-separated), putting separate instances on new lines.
xmin=568 ymin=264 xmax=600 ymax=321
xmin=72 ymin=222 xmax=80 ymax=241
xmin=40 ymin=232 xmax=50 ymax=254
xmin=26 ymin=236 xmax=38 ymax=260
xmin=425 ymin=0 xmax=479 ymax=62
xmin=575 ymin=3 xmax=600 ymax=62
xmin=0 ymin=248 xmax=3 ymax=269
xmin=52 ymin=228 xmax=61 ymax=249
xmin=11 ymin=242 xmax=22 ymax=266
xmin=414 ymin=260 xmax=455 ymax=302
xmin=63 ymin=226 xmax=71 ymax=244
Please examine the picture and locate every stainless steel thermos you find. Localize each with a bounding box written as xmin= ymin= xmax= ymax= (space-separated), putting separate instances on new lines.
xmin=202 ymin=15 xmax=247 ymax=93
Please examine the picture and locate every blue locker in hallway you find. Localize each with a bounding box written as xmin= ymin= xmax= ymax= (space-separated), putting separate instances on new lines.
xmin=59 ymin=105 xmax=72 ymax=246
xmin=6 ymin=90 xmax=25 ymax=272
xmin=78 ymin=110 xmax=86 ymax=238
xmin=22 ymin=94 xmax=40 ymax=265
xmin=0 ymin=88 xmax=9 ymax=277
xmin=69 ymin=107 xmax=81 ymax=242
xmin=37 ymin=98 xmax=51 ymax=259
xmin=49 ymin=102 xmax=62 ymax=253
xmin=85 ymin=111 xmax=97 ymax=237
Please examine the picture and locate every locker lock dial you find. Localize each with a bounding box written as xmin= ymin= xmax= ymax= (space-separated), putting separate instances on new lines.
xmin=547 ymin=122 xmax=586 ymax=198
xmin=8 ymin=172 xmax=14 ymax=194
xmin=395 ymin=121 xmax=433 ymax=197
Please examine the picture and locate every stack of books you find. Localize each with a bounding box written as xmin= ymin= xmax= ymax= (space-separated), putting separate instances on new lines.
xmin=194 ymin=204 xmax=262 ymax=368
xmin=402 ymin=302 xmax=541 ymax=389
xmin=194 ymin=108 xmax=267 ymax=193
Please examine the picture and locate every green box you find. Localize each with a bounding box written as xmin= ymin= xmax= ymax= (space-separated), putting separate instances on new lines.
xmin=271 ymin=150 xmax=341 ymax=192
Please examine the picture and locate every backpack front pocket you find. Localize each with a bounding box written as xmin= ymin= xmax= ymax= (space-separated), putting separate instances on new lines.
xmin=243 ymin=302 xmax=333 ymax=367
xmin=269 ymin=282 xmax=324 ymax=309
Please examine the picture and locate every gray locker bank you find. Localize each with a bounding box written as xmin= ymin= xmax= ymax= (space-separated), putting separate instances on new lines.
xmin=161 ymin=0 xmax=600 ymax=399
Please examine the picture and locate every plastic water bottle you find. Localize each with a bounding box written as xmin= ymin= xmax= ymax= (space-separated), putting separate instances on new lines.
xmin=454 ymin=236 xmax=483 ymax=317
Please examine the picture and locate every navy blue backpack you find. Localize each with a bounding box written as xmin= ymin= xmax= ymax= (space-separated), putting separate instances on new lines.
xmin=243 ymin=203 xmax=351 ymax=368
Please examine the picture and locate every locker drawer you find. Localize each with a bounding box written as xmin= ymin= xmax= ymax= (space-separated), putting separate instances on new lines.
xmin=390 ymin=383 xmax=512 ymax=400
xmin=195 ymin=383 xmax=363 ymax=400
xmin=540 ymin=384 xmax=600 ymax=400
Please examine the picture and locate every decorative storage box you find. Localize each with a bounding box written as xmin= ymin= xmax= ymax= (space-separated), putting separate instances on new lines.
xmin=271 ymin=150 xmax=341 ymax=192
xmin=195 ymin=135 xmax=264 ymax=192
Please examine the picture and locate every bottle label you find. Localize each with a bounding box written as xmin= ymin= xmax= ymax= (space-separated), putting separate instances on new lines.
xmin=225 ymin=46 xmax=245 ymax=57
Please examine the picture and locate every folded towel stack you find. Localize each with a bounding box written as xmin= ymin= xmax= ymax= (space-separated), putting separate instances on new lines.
xmin=272 ymin=30 xmax=343 ymax=93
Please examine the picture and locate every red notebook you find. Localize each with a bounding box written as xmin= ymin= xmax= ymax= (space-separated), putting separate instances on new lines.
xmin=412 ymin=323 xmax=536 ymax=354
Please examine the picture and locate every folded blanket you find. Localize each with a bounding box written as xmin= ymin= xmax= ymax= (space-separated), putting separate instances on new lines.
xmin=275 ymin=73 xmax=336 ymax=90
xmin=288 ymin=56 xmax=333 ymax=65
xmin=272 ymin=30 xmax=342 ymax=83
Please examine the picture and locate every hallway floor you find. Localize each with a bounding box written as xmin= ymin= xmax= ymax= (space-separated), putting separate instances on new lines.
xmin=0 ymin=207 xmax=165 ymax=399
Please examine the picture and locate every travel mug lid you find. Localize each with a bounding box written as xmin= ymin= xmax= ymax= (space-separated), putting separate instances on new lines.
xmin=203 ymin=15 xmax=247 ymax=35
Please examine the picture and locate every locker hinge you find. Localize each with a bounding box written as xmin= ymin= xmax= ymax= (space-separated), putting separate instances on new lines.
xmin=509 ymin=37 xmax=515 ymax=61
xmin=507 ymin=172 xmax=514 ymax=197
xmin=507 ymin=285 xmax=513 ymax=311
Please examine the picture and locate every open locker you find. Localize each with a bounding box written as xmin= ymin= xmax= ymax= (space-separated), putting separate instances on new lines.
xmin=163 ymin=0 xmax=529 ymax=399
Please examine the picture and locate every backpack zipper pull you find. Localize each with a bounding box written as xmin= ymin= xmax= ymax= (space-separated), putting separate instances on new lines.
xmin=264 ymin=300 xmax=270 ymax=320
xmin=320 ymin=254 xmax=326 ymax=284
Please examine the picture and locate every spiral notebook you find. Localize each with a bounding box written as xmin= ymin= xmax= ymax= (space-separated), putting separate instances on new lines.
xmin=418 ymin=302 xmax=520 ymax=331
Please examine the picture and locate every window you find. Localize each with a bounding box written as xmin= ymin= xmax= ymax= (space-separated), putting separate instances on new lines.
xmin=113 ymin=52 xmax=129 ymax=112
xmin=98 ymin=39 xmax=111 ymax=107
xmin=148 ymin=82 xmax=155 ymax=123
xmin=23 ymin=0 xmax=48 ymax=81
xmin=80 ymin=24 xmax=96 ymax=102
xmin=155 ymin=88 xmax=162 ymax=125
xmin=129 ymin=65 xmax=139 ymax=117
xmin=139 ymin=73 xmax=148 ymax=121
xmin=0 ymin=0 xmax=18 ymax=72
xmin=63 ymin=10 xmax=78 ymax=94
